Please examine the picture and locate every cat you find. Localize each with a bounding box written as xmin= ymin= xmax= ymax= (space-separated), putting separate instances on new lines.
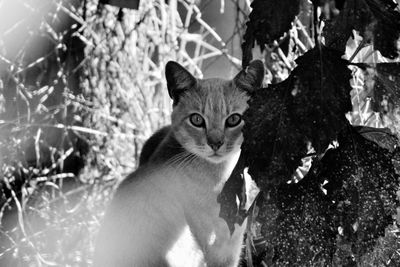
xmin=93 ymin=60 xmax=264 ymax=267
xmin=139 ymin=125 xmax=171 ymax=165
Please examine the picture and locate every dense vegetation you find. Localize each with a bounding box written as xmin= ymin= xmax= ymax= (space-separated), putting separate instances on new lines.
xmin=220 ymin=0 xmax=400 ymax=266
xmin=0 ymin=0 xmax=399 ymax=266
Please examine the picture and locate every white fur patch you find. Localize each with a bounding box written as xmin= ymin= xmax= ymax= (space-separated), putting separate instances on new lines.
xmin=166 ymin=225 xmax=206 ymax=267
xmin=214 ymin=150 xmax=241 ymax=193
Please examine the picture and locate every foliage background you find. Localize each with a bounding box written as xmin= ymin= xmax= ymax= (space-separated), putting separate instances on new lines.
xmin=0 ymin=0 xmax=399 ymax=266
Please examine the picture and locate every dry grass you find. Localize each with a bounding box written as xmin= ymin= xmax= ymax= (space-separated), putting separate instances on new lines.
xmin=0 ymin=0 xmax=242 ymax=265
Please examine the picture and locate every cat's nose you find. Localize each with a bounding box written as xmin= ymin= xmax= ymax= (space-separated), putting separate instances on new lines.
xmin=207 ymin=130 xmax=224 ymax=151
xmin=208 ymin=140 xmax=224 ymax=151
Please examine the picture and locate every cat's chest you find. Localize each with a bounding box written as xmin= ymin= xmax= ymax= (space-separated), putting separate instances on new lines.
xmin=182 ymin=180 xmax=246 ymax=262
xmin=160 ymin=162 xmax=245 ymax=266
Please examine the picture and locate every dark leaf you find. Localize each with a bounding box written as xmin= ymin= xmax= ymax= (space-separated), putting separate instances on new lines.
xmin=373 ymin=63 xmax=400 ymax=113
xmin=261 ymin=176 xmax=336 ymax=266
xmin=241 ymin=0 xmax=300 ymax=67
xmin=242 ymin=46 xmax=352 ymax=189
xmin=322 ymin=126 xmax=399 ymax=258
xmin=259 ymin=126 xmax=399 ymax=265
xmin=217 ymin=155 xmax=247 ymax=235
xmin=323 ymin=0 xmax=400 ymax=58
xmin=100 ymin=0 xmax=140 ymax=9
xmin=314 ymin=0 xmax=345 ymax=19
xmin=355 ymin=125 xmax=398 ymax=152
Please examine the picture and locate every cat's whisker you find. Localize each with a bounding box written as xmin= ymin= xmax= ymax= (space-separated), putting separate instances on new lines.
xmin=166 ymin=151 xmax=197 ymax=172
xmin=178 ymin=154 xmax=198 ymax=171
xmin=181 ymin=153 xmax=197 ymax=168
xmin=164 ymin=152 xmax=189 ymax=168
xmin=170 ymin=152 xmax=187 ymax=162
xmin=168 ymin=155 xmax=190 ymax=167
xmin=185 ymin=153 xmax=198 ymax=167
xmin=172 ymin=155 xmax=186 ymax=171
xmin=176 ymin=156 xmax=192 ymax=171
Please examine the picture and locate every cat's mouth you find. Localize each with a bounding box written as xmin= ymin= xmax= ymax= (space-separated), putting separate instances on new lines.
xmin=207 ymin=152 xmax=225 ymax=162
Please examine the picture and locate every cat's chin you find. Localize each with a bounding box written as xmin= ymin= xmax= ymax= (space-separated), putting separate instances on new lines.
xmin=206 ymin=154 xmax=227 ymax=164
xmin=204 ymin=150 xmax=240 ymax=164
xmin=184 ymin=145 xmax=238 ymax=164
xmin=188 ymin=149 xmax=228 ymax=164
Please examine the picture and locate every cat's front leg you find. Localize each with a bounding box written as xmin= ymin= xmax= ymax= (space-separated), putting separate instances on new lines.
xmin=202 ymin=218 xmax=247 ymax=267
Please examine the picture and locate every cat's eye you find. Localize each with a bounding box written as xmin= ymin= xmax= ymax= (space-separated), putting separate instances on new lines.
xmin=189 ymin=113 xmax=205 ymax=127
xmin=226 ymin=113 xmax=242 ymax=127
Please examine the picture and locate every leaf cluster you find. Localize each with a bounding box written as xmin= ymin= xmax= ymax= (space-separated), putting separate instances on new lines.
xmin=242 ymin=0 xmax=300 ymax=67
xmin=242 ymin=46 xmax=352 ymax=187
xmin=323 ymin=0 xmax=400 ymax=59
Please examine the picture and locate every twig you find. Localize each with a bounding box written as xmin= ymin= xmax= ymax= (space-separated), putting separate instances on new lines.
xmin=296 ymin=18 xmax=314 ymax=48
xmin=273 ymin=41 xmax=293 ymax=69
xmin=348 ymin=38 xmax=367 ymax=63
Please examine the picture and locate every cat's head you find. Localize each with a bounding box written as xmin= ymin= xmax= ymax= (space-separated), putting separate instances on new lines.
xmin=165 ymin=60 xmax=264 ymax=164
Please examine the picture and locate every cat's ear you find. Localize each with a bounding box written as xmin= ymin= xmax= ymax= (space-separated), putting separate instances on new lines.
xmin=233 ymin=60 xmax=264 ymax=93
xmin=165 ymin=61 xmax=197 ymax=103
